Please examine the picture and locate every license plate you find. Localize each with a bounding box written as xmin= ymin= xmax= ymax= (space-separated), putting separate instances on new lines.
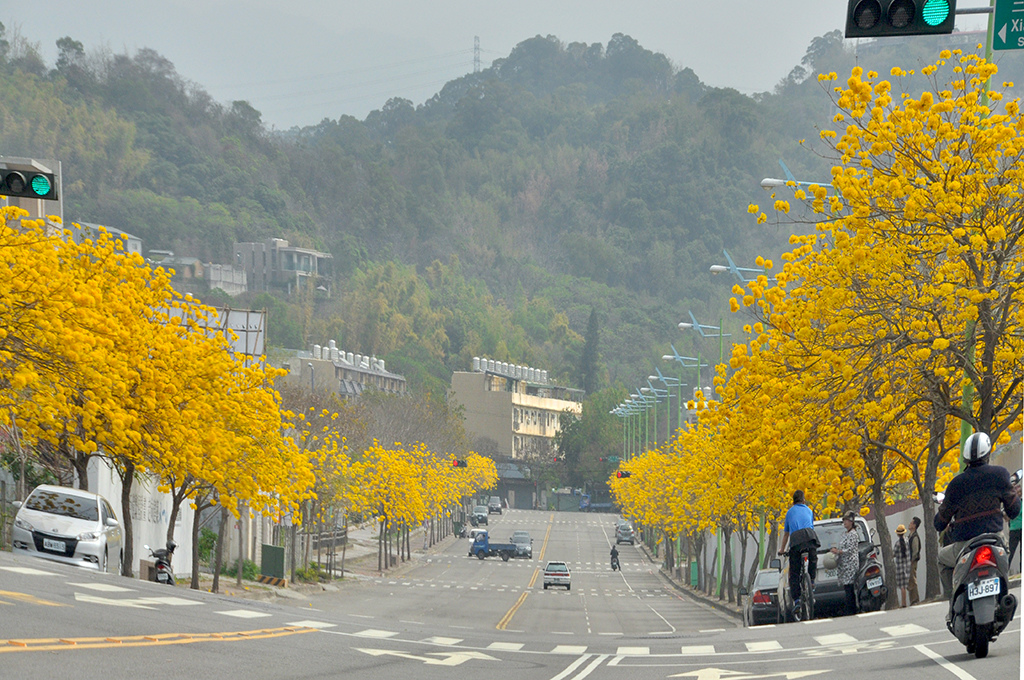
xmin=43 ymin=538 xmax=65 ymax=553
xmin=967 ymin=577 xmax=1000 ymax=600
xmin=867 ymin=577 xmax=883 ymax=590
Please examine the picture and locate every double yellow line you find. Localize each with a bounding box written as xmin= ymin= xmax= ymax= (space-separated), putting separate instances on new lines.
xmin=0 ymin=626 xmax=316 ymax=653
xmin=496 ymin=514 xmax=553 ymax=630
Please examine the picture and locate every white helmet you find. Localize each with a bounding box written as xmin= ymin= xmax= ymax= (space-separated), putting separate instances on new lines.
xmin=962 ymin=432 xmax=992 ymax=466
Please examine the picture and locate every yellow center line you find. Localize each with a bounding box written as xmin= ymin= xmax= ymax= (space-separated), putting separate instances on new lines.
xmin=527 ymin=567 xmax=540 ymax=589
xmin=496 ymin=591 xmax=529 ymax=630
xmin=0 ymin=590 xmax=66 ymax=607
xmin=0 ymin=626 xmax=316 ymax=653
xmin=537 ymin=513 xmax=554 ymax=562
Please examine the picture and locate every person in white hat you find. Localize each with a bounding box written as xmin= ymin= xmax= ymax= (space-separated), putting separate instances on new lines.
xmin=893 ymin=524 xmax=910 ymax=608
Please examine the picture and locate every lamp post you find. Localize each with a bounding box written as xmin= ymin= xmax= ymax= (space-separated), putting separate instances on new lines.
xmin=662 ymin=347 xmax=707 ymax=431
xmin=632 ymin=391 xmax=656 ymax=454
xmin=642 ymin=381 xmax=669 ymax=447
xmin=678 ymin=311 xmax=731 ymax=399
xmin=709 ymin=249 xmax=773 ymax=284
xmin=649 ymin=371 xmax=685 ymax=439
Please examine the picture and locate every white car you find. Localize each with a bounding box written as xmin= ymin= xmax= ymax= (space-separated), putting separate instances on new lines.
xmin=543 ymin=561 xmax=571 ymax=590
xmin=12 ymin=484 xmax=123 ymax=573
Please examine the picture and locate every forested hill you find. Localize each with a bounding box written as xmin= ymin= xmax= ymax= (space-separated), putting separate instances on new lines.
xmin=1 ymin=25 xmax=1017 ymax=394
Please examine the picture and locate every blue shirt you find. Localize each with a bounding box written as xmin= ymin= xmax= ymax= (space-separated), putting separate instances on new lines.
xmin=784 ymin=503 xmax=814 ymax=533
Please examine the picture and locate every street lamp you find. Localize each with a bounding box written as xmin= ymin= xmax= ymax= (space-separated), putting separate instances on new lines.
xmin=710 ymin=249 xmax=773 ymax=284
xmin=642 ymin=381 xmax=669 ymax=448
xmin=662 ymin=346 xmax=707 ymax=429
xmin=649 ymin=371 xmax=685 ymax=440
xmin=678 ymin=311 xmax=730 ymax=400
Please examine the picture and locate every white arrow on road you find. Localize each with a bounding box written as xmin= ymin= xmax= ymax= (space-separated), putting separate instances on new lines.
xmin=669 ymin=669 xmax=829 ymax=680
xmin=356 ymin=648 xmax=497 ymax=666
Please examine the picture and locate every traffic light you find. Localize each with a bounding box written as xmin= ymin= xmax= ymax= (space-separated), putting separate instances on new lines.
xmin=845 ymin=0 xmax=955 ymax=38
xmin=598 ymin=457 xmax=606 ymax=462
xmin=0 ymin=168 xmax=58 ymax=200
xmin=553 ymin=456 xmax=563 ymax=463
xmin=452 ymin=458 xmax=467 ymax=468
xmin=616 ymin=470 xmax=631 ymax=479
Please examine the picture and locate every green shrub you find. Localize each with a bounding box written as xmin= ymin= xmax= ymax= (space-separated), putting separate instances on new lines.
xmin=197 ymin=528 xmax=217 ymax=564
xmin=294 ymin=562 xmax=327 ymax=583
xmin=220 ymin=558 xmax=258 ymax=581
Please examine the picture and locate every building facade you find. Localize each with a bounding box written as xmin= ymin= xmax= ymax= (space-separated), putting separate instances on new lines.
xmin=283 ymin=340 xmax=407 ymax=397
xmin=450 ymin=358 xmax=583 ymax=461
xmin=234 ymin=238 xmax=332 ymax=296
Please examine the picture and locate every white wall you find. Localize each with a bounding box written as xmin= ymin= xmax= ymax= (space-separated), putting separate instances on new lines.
xmin=88 ymin=458 xmax=193 ymax=578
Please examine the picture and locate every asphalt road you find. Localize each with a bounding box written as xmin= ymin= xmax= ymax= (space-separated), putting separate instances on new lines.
xmin=0 ymin=509 xmax=1019 ymax=680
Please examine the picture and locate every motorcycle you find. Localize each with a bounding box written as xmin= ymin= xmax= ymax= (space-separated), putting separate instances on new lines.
xmin=611 ymin=554 xmax=620 ymax=571
xmin=144 ymin=540 xmax=176 ymax=586
xmin=935 ymin=493 xmax=1017 ymax=658
xmin=855 ymin=544 xmax=887 ymax=612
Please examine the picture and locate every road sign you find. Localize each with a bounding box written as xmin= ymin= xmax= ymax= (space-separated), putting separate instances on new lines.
xmin=994 ymin=0 xmax=1024 ymax=50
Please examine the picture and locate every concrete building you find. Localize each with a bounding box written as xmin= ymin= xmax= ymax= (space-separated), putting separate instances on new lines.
xmin=150 ymin=252 xmax=248 ymax=297
xmin=283 ymin=340 xmax=407 ymax=397
xmin=234 ymin=238 xmax=333 ymax=296
xmin=450 ymin=357 xmax=583 ymax=461
xmin=70 ymin=222 xmax=143 ymax=257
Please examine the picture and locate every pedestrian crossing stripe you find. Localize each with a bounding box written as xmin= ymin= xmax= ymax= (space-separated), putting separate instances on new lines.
xmin=814 ymin=633 xmax=857 ymax=645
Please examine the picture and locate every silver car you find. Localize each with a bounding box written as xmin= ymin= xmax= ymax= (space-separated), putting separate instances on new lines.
xmin=12 ymin=484 xmax=123 ymax=573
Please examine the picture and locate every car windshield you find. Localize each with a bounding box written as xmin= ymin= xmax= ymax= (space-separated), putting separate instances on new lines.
xmin=474 ymin=506 xmax=487 ymax=513
xmin=512 ymin=535 xmax=530 ymax=544
xmin=546 ymin=563 xmax=567 ymax=572
xmin=25 ymin=489 xmax=99 ymax=521
xmin=815 ymin=522 xmax=869 ymax=551
xmin=753 ymin=570 xmax=781 ymax=589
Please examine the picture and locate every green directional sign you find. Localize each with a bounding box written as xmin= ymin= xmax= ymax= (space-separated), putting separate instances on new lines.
xmin=994 ymin=0 xmax=1024 ymax=51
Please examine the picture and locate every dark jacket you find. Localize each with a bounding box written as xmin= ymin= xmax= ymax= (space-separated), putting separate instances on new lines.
xmin=935 ymin=463 xmax=1020 ymax=543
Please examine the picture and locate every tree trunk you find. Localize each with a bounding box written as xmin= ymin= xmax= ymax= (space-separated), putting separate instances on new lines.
xmin=868 ymin=457 xmax=898 ymax=610
xmin=339 ymin=513 xmax=348 ymax=579
xmin=212 ymin=504 xmax=227 ymax=593
xmin=117 ymin=461 xmax=135 ymax=577
xmin=377 ymin=516 xmax=384 ymax=573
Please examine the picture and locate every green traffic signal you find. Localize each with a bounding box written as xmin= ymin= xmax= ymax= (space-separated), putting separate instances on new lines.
xmin=922 ymin=0 xmax=950 ymax=26
xmin=845 ymin=0 xmax=955 ymax=38
xmin=0 ymin=168 xmax=58 ymax=200
xmin=30 ymin=174 xmax=52 ymax=197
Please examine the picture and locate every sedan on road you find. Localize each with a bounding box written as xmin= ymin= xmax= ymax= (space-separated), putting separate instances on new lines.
xmin=12 ymin=484 xmax=123 ymax=573
xmin=472 ymin=505 xmax=489 ymax=525
xmin=741 ymin=568 xmax=781 ymax=626
xmin=543 ymin=561 xmax=571 ymax=590
xmin=510 ymin=530 xmax=533 ymax=558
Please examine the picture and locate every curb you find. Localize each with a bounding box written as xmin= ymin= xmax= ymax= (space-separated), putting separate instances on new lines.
xmin=637 ymin=542 xmax=743 ymax=622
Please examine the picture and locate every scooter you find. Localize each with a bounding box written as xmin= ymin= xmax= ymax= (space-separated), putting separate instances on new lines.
xmin=144 ymin=540 xmax=176 ymax=586
xmin=934 ymin=492 xmax=1018 ymax=658
xmin=855 ymin=545 xmax=887 ymax=612
xmin=611 ymin=555 xmax=620 ymax=571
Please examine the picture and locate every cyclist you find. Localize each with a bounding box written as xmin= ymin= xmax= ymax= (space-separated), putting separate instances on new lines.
xmin=778 ymin=489 xmax=819 ymax=620
xmin=610 ymin=545 xmax=620 ymax=571
xmin=934 ymin=432 xmax=1019 ymax=595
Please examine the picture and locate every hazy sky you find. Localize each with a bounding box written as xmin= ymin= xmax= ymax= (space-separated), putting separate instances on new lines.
xmin=9 ymin=1 xmax=994 ymax=130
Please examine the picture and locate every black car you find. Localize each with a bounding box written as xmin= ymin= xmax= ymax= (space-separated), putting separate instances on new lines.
xmin=742 ymin=569 xmax=781 ymax=626
xmin=510 ymin=531 xmax=532 ymax=558
xmin=488 ymin=496 xmax=503 ymax=514
xmin=472 ymin=505 xmax=489 ymax=525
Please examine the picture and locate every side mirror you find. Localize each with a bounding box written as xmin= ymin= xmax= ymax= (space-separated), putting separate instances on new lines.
xmin=769 ymin=558 xmax=781 ymax=570
xmin=11 ymin=500 xmax=21 ymax=509
xmin=143 ymin=544 xmax=151 ymax=551
xmin=105 ymin=517 xmax=119 ymax=527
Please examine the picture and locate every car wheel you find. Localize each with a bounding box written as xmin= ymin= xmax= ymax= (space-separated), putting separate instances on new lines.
xmin=476 ymin=551 xmax=485 ymax=560
xmin=544 ymin=584 xmax=548 ymax=590
xmin=566 ymin=584 xmax=571 ymax=591
xmin=501 ymin=551 xmax=510 ymax=562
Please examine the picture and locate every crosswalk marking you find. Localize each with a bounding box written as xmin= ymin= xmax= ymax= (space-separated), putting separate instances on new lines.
xmin=551 ymin=645 xmax=588 ymax=654
xmin=616 ymin=646 xmax=649 ymax=655
xmin=680 ymin=645 xmax=715 ymax=655
xmin=66 ymin=582 xmax=134 ymax=593
xmin=881 ymin=624 xmax=929 ymax=637
xmin=0 ymin=567 xmax=56 ymax=576
xmin=487 ymin=642 xmax=524 ymax=651
xmin=421 ymin=636 xmax=462 ymax=645
xmin=354 ymin=629 xmax=399 ymax=638
xmin=215 ymin=609 xmax=271 ymax=618
xmin=814 ymin=633 xmax=858 ymax=646
xmin=287 ymin=620 xmax=336 ymax=629
xmin=137 ymin=596 xmax=202 ymax=606
xmin=745 ymin=640 xmax=783 ymax=652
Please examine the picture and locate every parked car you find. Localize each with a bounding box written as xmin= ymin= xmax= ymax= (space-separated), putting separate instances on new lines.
xmin=615 ymin=521 xmax=635 ymax=545
xmin=741 ymin=569 xmax=781 ymax=626
xmin=543 ymin=561 xmax=571 ymax=590
xmin=510 ymin=531 xmax=533 ymax=558
xmin=472 ymin=505 xmax=489 ymax=525
xmin=488 ymin=496 xmax=503 ymax=514
xmin=775 ymin=514 xmax=884 ymax=620
xmin=11 ymin=484 xmax=123 ymax=573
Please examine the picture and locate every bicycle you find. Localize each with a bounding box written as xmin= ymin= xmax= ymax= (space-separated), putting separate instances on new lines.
xmin=789 ymin=552 xmax=815 ymax=622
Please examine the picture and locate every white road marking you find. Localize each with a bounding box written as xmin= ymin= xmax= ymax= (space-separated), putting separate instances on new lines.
xmin=566 ymin=654 xmax=608 ymax=680
xmin=74 ymin=592 xmax=155 ymax=609
xmin=881 ymin=624 xmax=929 ymax=637
xmin=137 ymin=596 xmax=202 ymax=606
xmin=745 ymin=640 xmax=783 ymax=651
xmin=66 ymin=582 xmax=134 ymax=592
xmin=914 ymin=644 xmax=978 ymax=680
xmin=487 ymin=641 xmax=524 ymax=651
xmin=354 ymin=628 xmax=399 ymax=638
xmin=616 ymin=646 xmax=649 ymax=655
xmin=699 ymin=628 xmax=725 ymax=632
xmin=421 ymin=636 xmax=462 ymax=645
xmin=287 ymin=620 xmax=336 ymax=629
xmin=215 ymin=609 xmax=271 ymax=618
xmin=814 ymin=633 xmax=858 ymax=645
xmin=680 ymin=645 xmax=716 ymax=655
xmin=1 ymin=567 xmax=56 ymax=575
xmin=856 ymin=611 xmax=885 ymax=617
xmin=551 ymin=645 xmax=588 ymax=654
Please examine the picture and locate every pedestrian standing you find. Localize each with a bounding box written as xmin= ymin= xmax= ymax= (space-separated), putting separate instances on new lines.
xmin=1008 ymin=472 xmax=1022 ymax=574
xmin=907 ymin=517 xmax=921 ymax=605
xmin=893 ymin=524 xmax=910 ymax=608
xmin=830 ymin=511 xmax=860 ymax=615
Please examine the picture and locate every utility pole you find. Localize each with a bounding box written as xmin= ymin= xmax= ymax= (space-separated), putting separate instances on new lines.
xmin=474 ymin=36 xmax=481 ymax=73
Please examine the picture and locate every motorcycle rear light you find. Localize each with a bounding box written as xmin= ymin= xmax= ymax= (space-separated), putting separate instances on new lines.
xmin=971 ymin=545 xmax=997 ymax=569
xmin=866 ymin=565 xmax=881 ymax=578
xmin=752 ymin=590 xmax=771 ymax=604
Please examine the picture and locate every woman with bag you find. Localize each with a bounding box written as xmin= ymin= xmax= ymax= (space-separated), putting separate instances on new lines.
xmin=829 ymin=511 xmax=860 ymax=615
xmin=893 ymin=524 xmax=910 ymax=608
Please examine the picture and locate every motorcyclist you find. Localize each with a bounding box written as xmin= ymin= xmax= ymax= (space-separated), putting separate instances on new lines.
xmin=778 ymin=489 xmax=819 ymax=619
xmin=934 ymin=432 xmax=1020 ymax=596
xmin=610 ymin=545 xmax=619 ymax=570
